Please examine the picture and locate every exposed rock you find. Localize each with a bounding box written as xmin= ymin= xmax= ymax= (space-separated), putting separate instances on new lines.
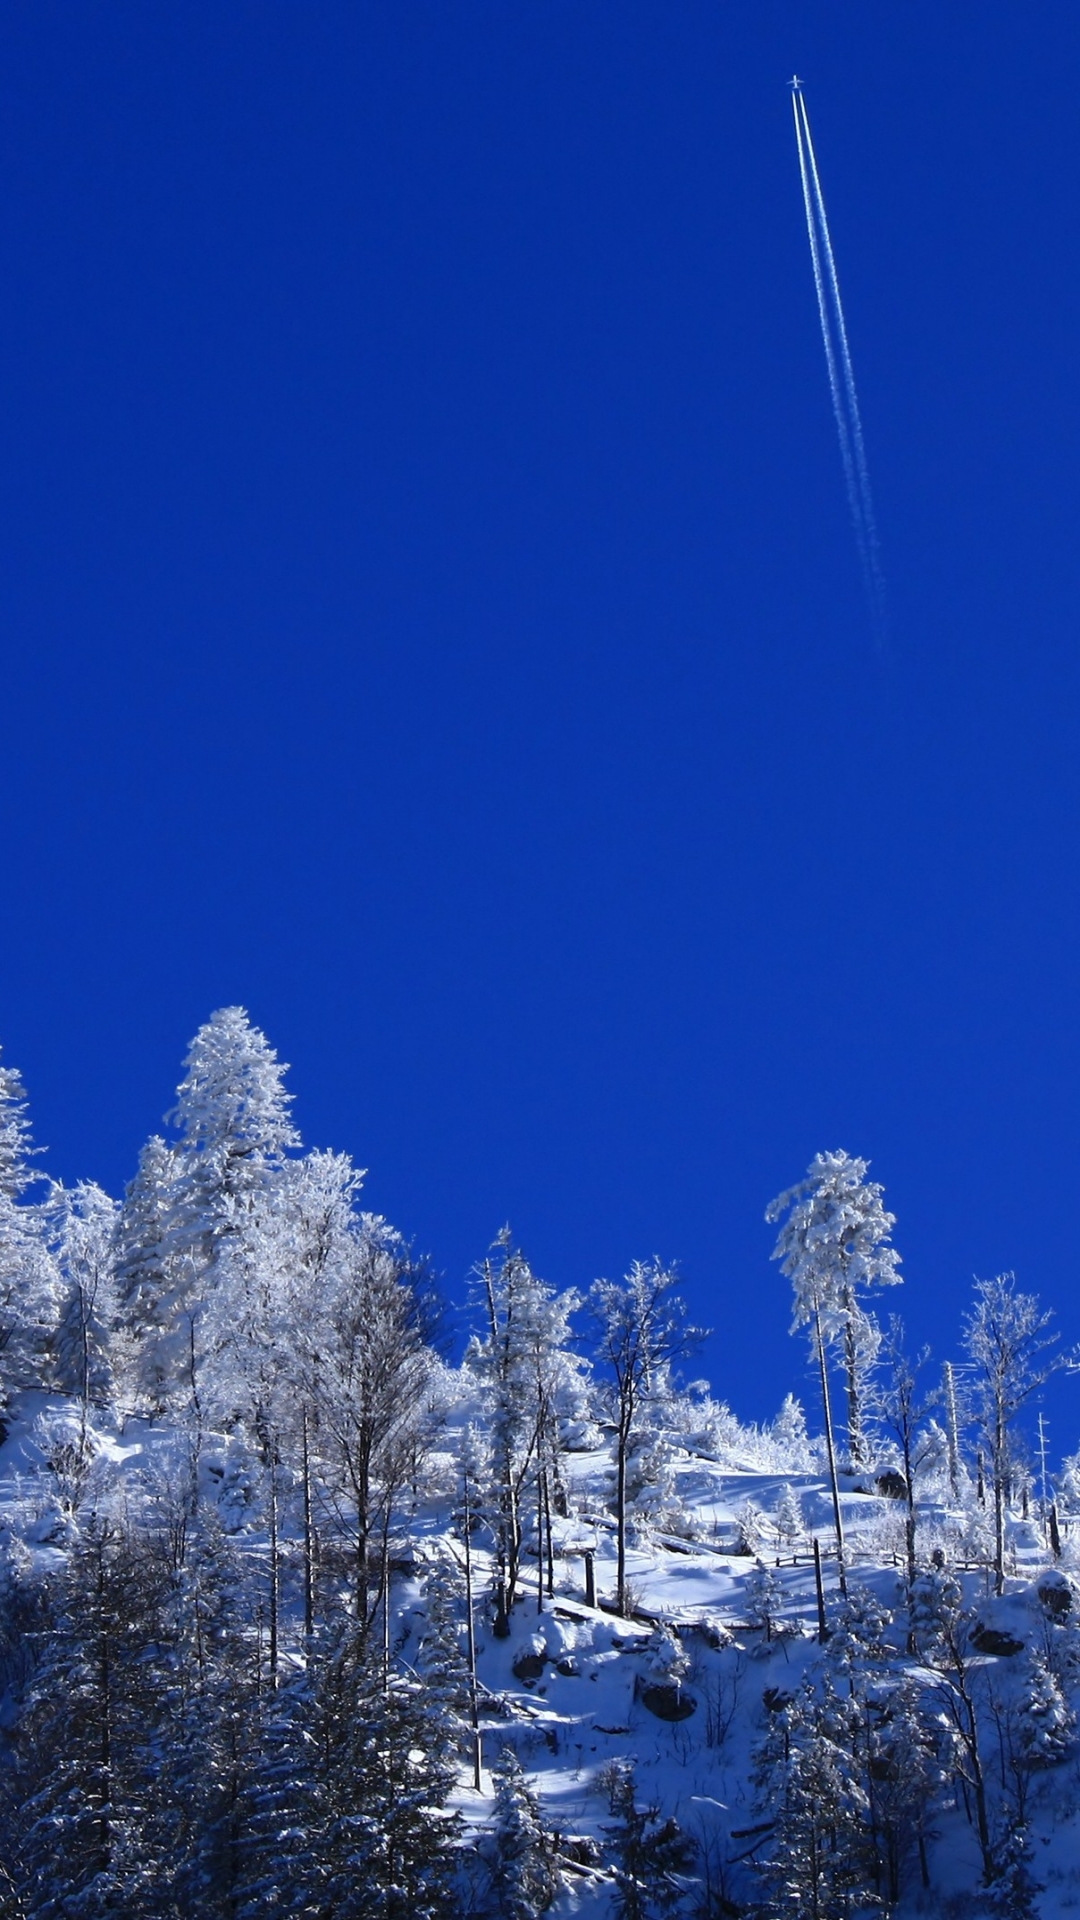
xmin=640 ymin=1682 xmax=696 ymax=1722
xmin=512 ymin=1649 xmax=547 ymax=1685
xmin=1037 ymin=1571 xmax=1073 ymax=1618
xmin=971 ymin=1623 xmax=1023 ymax=1657
xmin=876 ymin=1469 xmax=908 ymax=1501
xmin=762 ymin=1687 xmax=794 ymax=1714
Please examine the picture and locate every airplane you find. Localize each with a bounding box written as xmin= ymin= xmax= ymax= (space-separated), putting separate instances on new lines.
xmin=789 ymin=74 xmax=803 ymax=91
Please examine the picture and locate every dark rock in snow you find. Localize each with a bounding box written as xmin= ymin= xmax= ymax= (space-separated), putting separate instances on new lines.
xmin=641 ymin=1682 xmax=696 ymax=1721
xmin=762 ymin=1688 xmax=794 ymax=1714
xmin=1037 ymin=1571 xmax=1073 ymax=1617
xmin=876 ymin=1469 xmax=908 ymax=1501
xmin=512 ymin=1649 xmax=547 ymax=1685
xmin=971 ymin=1622 xmax=1024 ymax=1657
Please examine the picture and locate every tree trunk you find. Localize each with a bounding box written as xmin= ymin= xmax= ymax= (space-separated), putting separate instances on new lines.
xmin=815 ymin=1307 xmax=847 ymax=1595
xmin=615 ymin=1410 xmax=631 ymax=1616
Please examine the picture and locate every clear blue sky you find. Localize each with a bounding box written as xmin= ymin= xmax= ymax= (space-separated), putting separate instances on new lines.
xmin=2 ymin=3 xmax=1079 ymax=1437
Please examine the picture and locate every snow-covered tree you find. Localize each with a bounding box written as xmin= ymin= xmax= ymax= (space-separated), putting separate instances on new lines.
xmin=0 ymin=1051 xmax=59 ymax=1432
xmin=964 ymin=1274 xmax=1064 ymax=1596
xmin=756 ymin=1682 xmax=874 ymax=1919
xmin=48 ymin=1180 xmax=120 ymax=1414
xmin=153 ymin=1009 xmax=301 ymax=1403
xmin=291 ymin=1175 xmax=440 ymax=1639
xmin=590 ymin=1259 xmax=700 ymax=1616
xmin=114 ymin=1133 xmax=183 ymax=1411
xmin=469 ymin=1231 xmax=588 ymax=1629
xmin=488 ymin=1749 xmax=559 ymax=1919
xmin=871 ymin=1317 xmax=941 ymax=1590
xmin=767 ymin=1150 xmax=901 ymax=1587
xmin=770 ymin=1393 xmax=813 ymax=1471
xmin=775 ymin=1483 xmax=804 ymax=1550
xmin=602 ymin=1759 xmax=695 ymax=1920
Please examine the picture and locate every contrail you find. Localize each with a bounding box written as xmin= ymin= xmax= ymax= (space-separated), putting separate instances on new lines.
xmin=791 ymin=79 xmax=887 ymax=647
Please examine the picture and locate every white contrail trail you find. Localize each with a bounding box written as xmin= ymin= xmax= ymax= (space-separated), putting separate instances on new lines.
xmin=791 ymin=82 xmax=887 ymax=646
xmin=795 ymin=93 xmax=881 ymax=573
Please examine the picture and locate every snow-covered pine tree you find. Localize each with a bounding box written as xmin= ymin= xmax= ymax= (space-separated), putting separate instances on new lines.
xmin=114 ymin=1133 xmax=183 ymax=1412
xmin=154 ymin=1008 xmax=301 ymax=1416
xmin=767 ymin=1150 xmax=901 ymax=1587
xmin=769 ymin=1393 xmax=812 ymax=1471
xmin=304 ymin=1620 xmax=462 ymax=1920
xmin=755 ymin=1682 xmax=875 ymax=1919
xmin=775 ymin=1483 xmax=804 ymax=1550
xmin=602 ymin=1759 xmax=695 ymax=1920
xmin=11 ymin=1516 xmax=172 ymax=1916
xmin=488 ymin=1748 xmax=559 ymax=1919
xmin=48 ymin=1181 xmax=120 ymax=1416
xmin=0 ymin=1050 xmax=59 ymax=1435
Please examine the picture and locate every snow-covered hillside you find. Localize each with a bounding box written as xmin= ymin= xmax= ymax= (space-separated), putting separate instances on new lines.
xmin=2 ymin=1008 xmax=1080 ymax=1918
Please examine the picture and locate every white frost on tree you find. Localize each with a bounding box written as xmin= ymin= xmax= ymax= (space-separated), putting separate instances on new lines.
xmin=767 ymin=1150 xmax=901 ymax=1587
xmin=0 ymin=1050 xmax=60 ymax=1432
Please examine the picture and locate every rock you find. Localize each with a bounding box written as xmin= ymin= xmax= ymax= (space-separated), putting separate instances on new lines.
xmin=1037 ymin=1572 xmax=1073 ymax=1618
xmin=640 ymin=1682 xmax=696 ymax=1722
xmin=762 ymin=1687 xmax=794 ymax=1714
xmin=556 ymin=1656 xmax=581 ymax=1677
xmin=876 ymin=1469 xmax=908 ymax=1502
xmin=971 ymin=1623 xmax=1024 ymax=1657
xmin=512 ymin=1649 xmax=547 ymax=1685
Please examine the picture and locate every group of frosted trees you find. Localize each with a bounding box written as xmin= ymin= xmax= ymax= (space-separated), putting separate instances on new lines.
xmin=0 ymin=1009 xmax=718 ymax=1918
xmin=0 ymin=1011 xmax=1077 ymax=1917
xmin=768 ymin=1148 xmax=1068 ymax=1599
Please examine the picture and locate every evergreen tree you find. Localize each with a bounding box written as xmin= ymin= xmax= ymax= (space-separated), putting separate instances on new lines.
xmin=488 ymin=1749 xmax=559 ymax=1919
xmin=602 ymin=1760 xmax=695 ymax=1920
xmin=113 ymin=1133 xmax=183 ymax=1413
xmin=0 ymin=1051 xmax=59 ymax=1435
xmin=11 ymin=1518 xmax=170 ymax=1917
xmin=47 ymin=1182 xmax=119 ymax=1413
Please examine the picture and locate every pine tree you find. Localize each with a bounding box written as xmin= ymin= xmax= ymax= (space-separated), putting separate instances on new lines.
xmin=0 ymin=1051 xmax=59 ymax=1435
xmin=154 ymin=1008 xmax=301 ymax=1415
xmin=488 ymin=1749 xmax=559 ymax=1919
xmin=756 ymin=1684 xmax=874 ymax=1920
xmin=602 ymin=1760 xmax=695 ymax=1920
xmin=11 ymin=1518 xmax=171 ymax=1917
xmin=770 ymin=1394 xmax=812 ymax=1471
xmin=47 ymin=1182 xmax=119 ymax=1414
xmin=114 ymin=1133 xmax=183 ymax=1412
xmin=305 ymin=1622 xmax=462 ymax=1919
xmin=988 ymin=1822 xmax=1041 ymax=1918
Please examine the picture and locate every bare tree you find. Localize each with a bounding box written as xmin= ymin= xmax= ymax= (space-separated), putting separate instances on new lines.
xmin=872 ymin=1317 xmax=940 ymax=1591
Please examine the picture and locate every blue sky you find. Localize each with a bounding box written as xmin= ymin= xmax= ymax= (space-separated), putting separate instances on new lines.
xmin=2 ymin=3 xmax=1079 ymax=1435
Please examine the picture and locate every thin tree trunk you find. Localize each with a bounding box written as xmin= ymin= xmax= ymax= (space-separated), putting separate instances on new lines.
xmin=302 ymin=1407 xmax=314 ymax=1647
xmin=944 ymin=1361 xmax=962 ymax=1500
xmin=462 ymin=1473 xmax=482 ymax=1791
xmin=815 ymin=1306 xmax=847 ymax=1595
xmin=616 ymin=1415 xmax=630 ymax=1615
xmin=268 ymin=1455 xmax=279 ymax=1689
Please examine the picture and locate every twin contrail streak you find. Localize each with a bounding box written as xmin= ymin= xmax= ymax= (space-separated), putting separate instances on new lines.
xmin=791 ymin=81 xmax=887 ymax=647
